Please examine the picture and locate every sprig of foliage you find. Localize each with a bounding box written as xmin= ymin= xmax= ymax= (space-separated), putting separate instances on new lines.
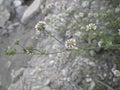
xmin=5 ymin=48 xmax=16 ymax=56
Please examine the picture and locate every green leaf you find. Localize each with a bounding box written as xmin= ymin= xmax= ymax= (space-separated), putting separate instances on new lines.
xmin=5 ymin=48 xmax=16 ymax=56
xmin=14 ymin=40 xmax=19 ymax=45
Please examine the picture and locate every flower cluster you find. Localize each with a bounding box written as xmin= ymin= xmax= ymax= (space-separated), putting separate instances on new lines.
xmin=86 ymin=23 xmax=97 ymax=31
xmin=65 ymin=38 xmax=77 ymax=49
xmin=35 ymin=21 xmax=46 ymax=35
xmin=98 ymin=40 xmax=103 ymax=47
xmin=118 ymin=29 xmax=120 ymax=35
xmin=112 ymin=68 xmax=120 ymax=77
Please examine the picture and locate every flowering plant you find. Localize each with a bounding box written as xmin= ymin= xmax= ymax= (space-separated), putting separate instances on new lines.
xmin=5 ymin=1 xmax=120 ymax=56
xmin=5 ymin=1 xmax=120 ymax=90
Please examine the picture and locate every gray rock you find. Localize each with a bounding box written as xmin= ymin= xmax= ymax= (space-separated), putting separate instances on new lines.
xmin=1 ymin=29 xmax=9 ymax=37
xmin=100 ymin=6 xmax=106 ymax=11
xmin=21 ymin=0 xmax=46 ymax=24
xmin=0 ymin=86 xmax=7 ymax=90
xmin=89 ymin=50 xmax=96 ymax=57
xmin=41 ymin=86 xmax=51 ymax=90
xmin=5 ymin=61 xmax=11 ymax=68
xmin=81 ymin=1 xmax=90 ymax=8
xmin=8 ymin=79 xmax=24 ymax=90
xmin=44 ymin=79 xmax=51 ymax=86
xmin=0 ymin=76 xmax=1 ymax=86
xmin=0 ymin=0 xmax=3 ymax=5
xmin=11 ymin=68 xmax=24 ymax=83
xmin=8 ymin=22 xmax=20 ymax=30
xmin=88 ymin=12 xmax=93 ymax=18
xmin=16 ymin=5 xmax=28 ymax=18
xmin=4 ymin=0 xmax=120 ymax=90
xmin=115 ymin=7 xmax=120 ymax=13
xmin=91 ymin=1 xmax=99 ymax=9
xmin=0 ymin=6 xmax=10 ymax=27
xmin=7 ymin=23 xmax=20 ymax=33
xmin=8 ymin=35 xmax=84 ymax=90
xmin=13 ymin=0 xmax=22 ymax=8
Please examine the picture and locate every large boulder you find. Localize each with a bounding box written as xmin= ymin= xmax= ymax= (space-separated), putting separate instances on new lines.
xmin=0 ymin=6 xmax=10 ymax=27
xmin=21 ymin=0 xmax=46 ymax=24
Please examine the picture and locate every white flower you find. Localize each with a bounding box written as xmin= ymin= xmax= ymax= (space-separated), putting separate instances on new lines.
xmin=74 ymin=31 xmax=82 ymax=37
xmin=86 ymin=77 xmax=92 ymax=82
xmin=86 ymin=23 xmax=97 ymax=31
xmin=65 ymin=38 xmax=77 ymax=49
xmin=35 ymin=21 xmax=46 ymax=35
xmin=118 ymin=29 xmax=120 ymax=35
xmin=112 ymin=68 xmax=120 ymax=77
xmin=79 ymin=12 xmax=84 ymax=18
xmin=46 ymin=3 xmax=54 ymax=9
xmin=55 ymin=2 xmax=61 ymax=10
xmin=98 ymin=40 xmax=103 ymax=47
xmin=62 ymin=69 xmax=66 ymax=76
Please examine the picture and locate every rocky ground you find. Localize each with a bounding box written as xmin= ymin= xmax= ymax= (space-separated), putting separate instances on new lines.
xmin=0 ymin=0 xmax=120 ymax=90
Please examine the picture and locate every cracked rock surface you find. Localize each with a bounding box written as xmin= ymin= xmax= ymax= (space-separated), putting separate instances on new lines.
xmin=0 ymin=0 xmax=120 ymax=90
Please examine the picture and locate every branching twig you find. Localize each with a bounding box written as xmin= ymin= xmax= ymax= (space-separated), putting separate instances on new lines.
xmin=94 ymin=79 xmax=115 ymax=90
xmin=44 ymin=30 xmax=64 ymax=46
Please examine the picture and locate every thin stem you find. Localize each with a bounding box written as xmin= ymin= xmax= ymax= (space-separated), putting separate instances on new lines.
xmin=101 ymin=44 xmax=120 ymax=50
xmin=44 ymin=50 xmax=67 ymax=55
xmin=33 ymin=49 xmax=41 ymax=52
xmin=77 ymin=45 xmax=96 ymax=50
xmin=15 ymin=50 xmax=67 ymax=55
xmin=18 ymin=44 xmax=26 ymax=50
xmin=44 ymin=30 xmax=64 ymax=46
xmin=94 ymin=79 xmax=115 ymax=90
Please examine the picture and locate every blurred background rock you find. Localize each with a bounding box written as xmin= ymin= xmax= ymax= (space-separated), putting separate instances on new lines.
xmin=0 ymin=0 xmax=120 ymax=90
